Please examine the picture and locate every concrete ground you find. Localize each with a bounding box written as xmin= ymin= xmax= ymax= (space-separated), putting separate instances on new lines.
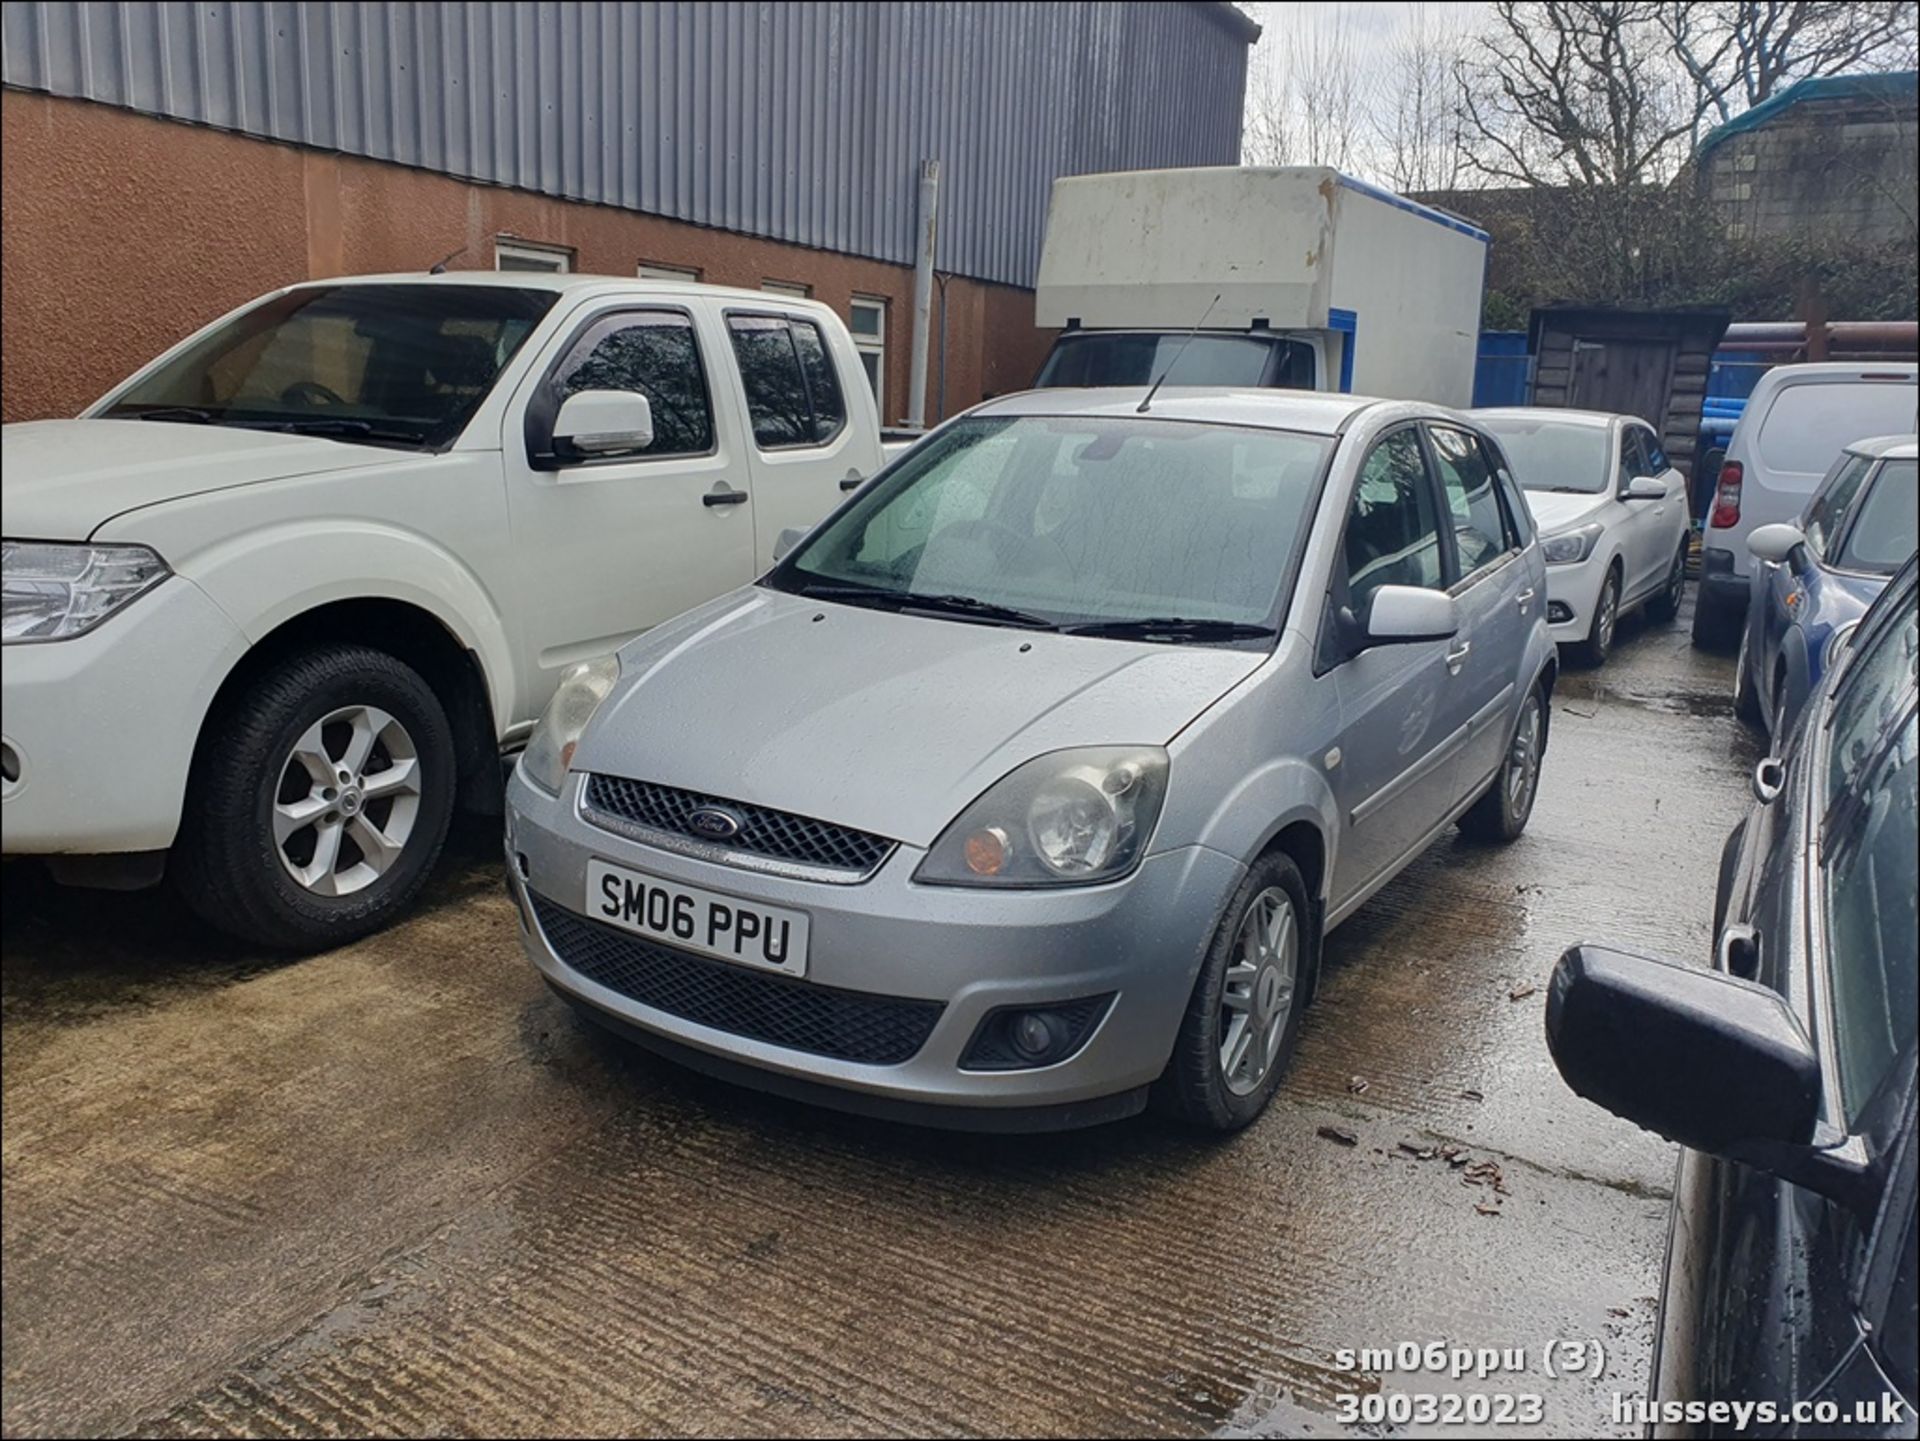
xmin=2 ymin=599 xmax=1760 ymax=1439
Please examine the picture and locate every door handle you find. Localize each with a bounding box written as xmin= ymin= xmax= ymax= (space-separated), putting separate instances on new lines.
xmin=703 ymin=487 xmax=750 ymax=508
xmin=1516 ymin=587 xmax=1536 ymax=612
xmin=839 ymin=476 xmax=865 ymax=493
xmin=1445 ymin=640 xmax=1471 ymax=674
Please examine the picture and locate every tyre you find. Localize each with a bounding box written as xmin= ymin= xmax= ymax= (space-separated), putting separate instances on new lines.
xmin=1573 ymin=567 xmax=1620 ymax=667
xmin=1645 ymin=539 xmax=1688 ymax=623
xmin=1458 ymin=682 xmax=1547 ymax=843
xmin=1733 ymin=629 xmax=1764 ymax=727
xmin=1155 ymin=851 xmax=1317 ymax=1132
xmin=1691 ymin=585 xmax=1739 ymax=651
xmin=174 ymin=644 xmax=457 ymax=951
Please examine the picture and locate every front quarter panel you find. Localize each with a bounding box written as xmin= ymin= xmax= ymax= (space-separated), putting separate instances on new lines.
xmin=92 ymin=454 xmax=522 ymax=733
xmin=1156 ymin=634 xmax=1342 ymax=900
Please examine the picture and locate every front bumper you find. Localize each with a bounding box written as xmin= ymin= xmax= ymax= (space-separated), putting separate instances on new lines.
xmin=1 ymin=576 xmax=249 ymax=853
xmin=505 ymin=765 xmax=1246 ymax=1126
xmin=1542 ymin=553 xmax=1612 ymax=643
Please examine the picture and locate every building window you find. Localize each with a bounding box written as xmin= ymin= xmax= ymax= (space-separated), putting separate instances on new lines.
xmin=762 ymin=280 xmax=812 ymax=298
xmin=726 ymin=314 xmax=846 ymax=449
xmin=639 ymin=262 xmax=702 ymax=282
xmin=849 ymin=296 xmax=887 ymax=417
xmin=496 ymin=239 xmax=572 ymax=273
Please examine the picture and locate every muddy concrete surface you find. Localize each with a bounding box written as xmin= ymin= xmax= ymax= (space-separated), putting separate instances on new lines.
xmin=3 ymin=599 xmax=1761 ymax=1439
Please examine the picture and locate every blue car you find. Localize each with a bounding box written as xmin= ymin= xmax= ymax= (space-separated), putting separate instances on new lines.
xmin=1736 ymin=434 xmax=1917 ymax=738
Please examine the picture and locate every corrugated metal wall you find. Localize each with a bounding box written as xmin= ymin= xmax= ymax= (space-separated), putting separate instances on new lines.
xmin=0 ymin=1 xmax=1252 ymax=287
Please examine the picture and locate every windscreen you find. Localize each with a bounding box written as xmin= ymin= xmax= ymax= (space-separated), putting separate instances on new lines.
xmin=102 ymin=284 xmax=558 ymax=449
xmin=1839 ymin=459 xmax=1918 ymax=574
xmin=1035 ymin=333 xmax=1315 ymax=390
xmin=1476 ymin=418 xmax=1612 ymax=494
xmin=775 ymin=414 xmax=1332 ymax=634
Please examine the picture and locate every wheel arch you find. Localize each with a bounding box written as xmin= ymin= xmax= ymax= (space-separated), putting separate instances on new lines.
xmin=191 ymin=598 xmax=503 ymax=814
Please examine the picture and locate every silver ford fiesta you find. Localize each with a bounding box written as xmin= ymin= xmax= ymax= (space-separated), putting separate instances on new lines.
xmin=504 ymin=388 xmax=1556 ymax=1132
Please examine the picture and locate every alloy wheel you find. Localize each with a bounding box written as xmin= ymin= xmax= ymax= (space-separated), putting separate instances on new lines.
xmin=273 ymin=704 xmax=422 ymax=896
xmin=1506 ymin=691 xmax=1544 ymax=821
xmin=1597 ymin=578 xmax=1618 ymax=652
xmin=1219 ymin=887 xmax=1299 ymax=1097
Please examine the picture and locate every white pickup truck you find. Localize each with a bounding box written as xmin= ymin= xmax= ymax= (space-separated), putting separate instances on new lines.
xmin=1 ymin=272 xmax=905 ymax=948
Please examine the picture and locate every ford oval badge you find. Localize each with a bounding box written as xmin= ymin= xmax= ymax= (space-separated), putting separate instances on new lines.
xmin=687 ymin=806 xmax=744 ymax=840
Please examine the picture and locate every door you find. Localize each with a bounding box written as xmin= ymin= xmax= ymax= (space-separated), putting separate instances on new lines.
xmin=1427 ymin=423 xmax=1531 ymax=797
xmin=721 ymin=308 xmax=873 ymax=564
xmin=503 ymin=303 xmax=760 ymax=711
xmin=1568 ymin=337 xmax=1675 ymax=426
xmin=1327 ymin=427 xmax=1461 ymax=908
xmin=1617 ymin=424 xmax=1686 ymax=603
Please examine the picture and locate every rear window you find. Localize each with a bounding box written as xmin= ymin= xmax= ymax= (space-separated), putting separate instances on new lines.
xmin=1035 ymin=333 xmax=1316 ymax=390
xmin=1755 ymin=379 xmax=1918 ymax=484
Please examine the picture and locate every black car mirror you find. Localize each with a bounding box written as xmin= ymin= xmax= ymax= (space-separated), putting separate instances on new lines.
xmin=1545 ymin=943 xmax=1821 ymax=1157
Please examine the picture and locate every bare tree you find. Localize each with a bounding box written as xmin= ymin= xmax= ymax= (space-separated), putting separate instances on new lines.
xmin=1663 ymin=1 xmax=1919 ymax=139
xmin=1241 ymin=5 xmax=1373 ymax=170
xmin=1373 ymin=3 xmax=1472 ymax=193
xmin=1456 ymin=2 xmax=1705 ymax=187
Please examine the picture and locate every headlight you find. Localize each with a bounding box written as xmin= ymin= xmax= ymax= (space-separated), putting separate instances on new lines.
xmin=520 ymin=655 xmax=620 ymax=795
xmin=1539 ymin=523 xmax=1604 ymax=566
xmin=915 ymin=746 xmax=1170 ymax=887
xmin=1 ymin=541 xmax=170 ymax=642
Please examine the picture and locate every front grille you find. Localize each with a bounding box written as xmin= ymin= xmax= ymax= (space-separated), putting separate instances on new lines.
xmin=532 ymin=894 xmax=942 ymax=1065
xmin=582 ymin=774 xmax=895 ymax=879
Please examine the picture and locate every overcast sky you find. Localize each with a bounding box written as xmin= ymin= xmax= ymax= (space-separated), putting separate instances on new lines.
xmin=1239 ymin=2 xmax=1497 ymax=183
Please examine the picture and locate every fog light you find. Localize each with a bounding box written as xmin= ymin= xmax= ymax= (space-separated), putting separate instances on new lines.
xmin=1548 ymin=601 xmax=1573 ymax=624
xmin=959 ymin=995 xmax=1115 ymax=1071
xmin=1011 ymin=1011 xmax=1059 ymax=1060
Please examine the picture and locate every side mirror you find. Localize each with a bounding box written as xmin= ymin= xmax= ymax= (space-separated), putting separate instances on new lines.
xmin=772 ymin=527 xmax=806 ymax=562
xmin=1748 ymin=522 xmax=1809 ymax=568
xmin=1624 ymin=475 xmax=1667 ymax=501
xmin=1545 ymin=944 xmax=1859 ymax=1197
xmin=1364 ymin=585 xmax=1459 ymax=644
xmin=554 ymin=390 xmax=654 ymax=459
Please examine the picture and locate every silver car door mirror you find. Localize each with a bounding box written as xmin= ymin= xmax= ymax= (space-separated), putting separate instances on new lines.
xmin=1364 ymin=585 xmax=1459 ymax=644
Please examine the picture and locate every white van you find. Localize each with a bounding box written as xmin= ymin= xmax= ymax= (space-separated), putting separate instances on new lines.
xmin=1693 ymin=362 xmax=1918 ymax=646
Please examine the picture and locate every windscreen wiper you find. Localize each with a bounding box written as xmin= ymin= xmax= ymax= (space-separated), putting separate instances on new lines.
xmin=894 ymin=592 xmax=1059 ymax=630
xmin=240 ymin=417 xmax=427 ymax=447
xmin=128 ymin=406 xmax=219 ymax=424
xmin=1061 ymin=616 xmax=1277 ymax=642
xmin=791 ymin=581 xmax=1057 ymax=631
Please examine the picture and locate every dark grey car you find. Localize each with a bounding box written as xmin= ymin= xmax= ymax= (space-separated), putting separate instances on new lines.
xmin=1548 ymin=556 xmax=1918 ymax=1436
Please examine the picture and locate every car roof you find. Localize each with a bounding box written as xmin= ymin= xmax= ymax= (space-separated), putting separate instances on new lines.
xmin=1845 ymin=433 xmax=1919 ymax=460
xmin=289 ymin=270 xmax=829 ymax=310
xmin=1473 ymin=407 xmax=1620 ymax=430
xmin=1748 ymin=361 xmax=1919 ymax=393
xmin=969 ymin=387 xmax=1423 ymax=436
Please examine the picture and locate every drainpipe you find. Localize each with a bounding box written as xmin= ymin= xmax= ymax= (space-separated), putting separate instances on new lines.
xmin=907 ymin=158 xmax=941 ymax=431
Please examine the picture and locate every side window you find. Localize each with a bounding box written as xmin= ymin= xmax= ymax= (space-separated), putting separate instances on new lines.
xmin=1805 ymin=454 xmax=1872 ymax=561
xmin=1429 ymin=425 xmax=1514 ymax=579
xmin=1822 ymin=709 xmax=1917 ymax=1127
xmin=1484 ymin=438 xmax=1536 ymax=546
xmin=1343 ymin=428 xmax=1444 ymax=615
xmin=1616 ymin=429 xmax=1644 ymax=492
xmin=1827 ymin=599 xmax=1919 ymax=797
xmin=1641 ymin=428 xmax=1670 ymax=472
xmin=550 ymin=310 xmax=713 ymax=457
xmin=726 ymin=314 xmax=845 ymax=449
